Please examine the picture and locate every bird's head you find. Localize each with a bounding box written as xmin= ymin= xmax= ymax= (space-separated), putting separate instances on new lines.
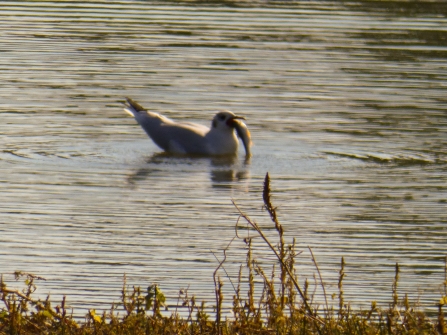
xmin=212 ymin=110 xmax=252 ymax=156
xmin=212 ymin=111 xmax=245 ymax=130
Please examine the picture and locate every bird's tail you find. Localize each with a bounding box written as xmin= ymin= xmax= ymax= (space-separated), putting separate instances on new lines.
xmin=123 ymin=97 xmax=147 ymax=117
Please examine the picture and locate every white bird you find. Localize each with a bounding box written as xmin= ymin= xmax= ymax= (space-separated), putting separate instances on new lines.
xmin=123 ymin=98 xmax=252 ymax=156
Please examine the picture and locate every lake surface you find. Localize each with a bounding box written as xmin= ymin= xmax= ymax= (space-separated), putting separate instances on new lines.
xmin=0 ymin=0 xmax=446 ymax=318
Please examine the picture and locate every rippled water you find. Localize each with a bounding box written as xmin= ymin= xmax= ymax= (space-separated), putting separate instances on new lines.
xmin=1 ymin=1 xmax=446 ymax=317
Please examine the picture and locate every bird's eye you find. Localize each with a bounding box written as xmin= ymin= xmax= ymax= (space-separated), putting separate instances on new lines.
xmin=218 ymin=114 xmax=226 ymax=121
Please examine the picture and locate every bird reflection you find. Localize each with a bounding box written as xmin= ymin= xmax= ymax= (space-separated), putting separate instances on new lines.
xmin=126 ymin=152 xmax=250 ymax=188
xmin=209 ymin=155 xmax=250 ymax=186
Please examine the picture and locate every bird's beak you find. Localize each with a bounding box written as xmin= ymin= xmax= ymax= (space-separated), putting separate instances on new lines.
xmin=232 ymin=115 xmax=246 ymax=120
xmin=226 ymin=115 xmax=245 ymax=127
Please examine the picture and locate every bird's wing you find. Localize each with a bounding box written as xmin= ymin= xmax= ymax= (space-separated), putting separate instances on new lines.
xmin=124 ymin=98 xmax=216 ymax=154
xmin=134 ymin=114 xmax=211 ymax=154
xmin=157 ymin=123 xmax=210 ymax=154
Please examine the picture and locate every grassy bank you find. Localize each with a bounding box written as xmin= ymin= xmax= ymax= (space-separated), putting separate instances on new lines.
xmin=1 ymin=173 xmax=446 ymax=334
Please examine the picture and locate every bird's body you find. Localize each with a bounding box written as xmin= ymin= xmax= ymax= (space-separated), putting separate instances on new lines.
xmin=123 ymin=98 xmax=251 ymax=156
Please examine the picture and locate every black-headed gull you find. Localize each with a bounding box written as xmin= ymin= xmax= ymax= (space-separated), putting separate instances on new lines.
xmin=123 ymin=98 xmax=252 ymax=156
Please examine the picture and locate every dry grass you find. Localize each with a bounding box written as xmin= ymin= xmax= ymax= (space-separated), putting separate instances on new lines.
xmin=1 ymin=173 xmax=446 ymax=334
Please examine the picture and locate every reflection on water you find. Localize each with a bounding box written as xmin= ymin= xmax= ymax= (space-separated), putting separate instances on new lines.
xmin=0 ymin=0 xmax=446 ymax=317
xmin=127 ymin=153 xmax=251 ymax=187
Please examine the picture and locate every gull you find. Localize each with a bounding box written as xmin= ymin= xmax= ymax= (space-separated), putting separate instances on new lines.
xmin=123 ymin=98 xmax=252 ymax=156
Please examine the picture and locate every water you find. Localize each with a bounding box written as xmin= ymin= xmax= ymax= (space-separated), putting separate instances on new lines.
xmin=0 ymin=0 xmax=446 ymax=318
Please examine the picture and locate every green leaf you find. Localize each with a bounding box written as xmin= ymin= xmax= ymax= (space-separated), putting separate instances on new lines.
xmin=89 ymin=309 xmax=102 ymax=323
xmin=41 ymin=310 xmax=53 ymax=319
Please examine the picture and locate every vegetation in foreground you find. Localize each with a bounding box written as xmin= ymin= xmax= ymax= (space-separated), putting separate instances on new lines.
xmin=1 ymin=173 xmax=446 ymax=335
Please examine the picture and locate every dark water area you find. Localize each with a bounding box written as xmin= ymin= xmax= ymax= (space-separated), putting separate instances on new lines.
xmin=0 ymin=0 xmax=446 ymax=317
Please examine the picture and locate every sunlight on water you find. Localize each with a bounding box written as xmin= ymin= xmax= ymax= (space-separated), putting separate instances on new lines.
xmin=0 ymin=0 xmax=446 ymax=317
